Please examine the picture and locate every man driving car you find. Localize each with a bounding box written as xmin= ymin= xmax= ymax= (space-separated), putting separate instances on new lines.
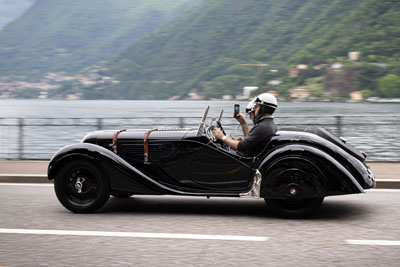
xmin=213 ymin=93 xmax=278 ymax=157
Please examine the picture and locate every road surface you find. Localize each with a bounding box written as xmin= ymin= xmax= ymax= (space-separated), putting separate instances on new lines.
xmin=0 ymin=184 xmax=399 ymax=266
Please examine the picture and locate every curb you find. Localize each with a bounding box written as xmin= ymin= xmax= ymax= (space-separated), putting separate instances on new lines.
xmin=0 ymin=174 xmax=51 ymax=184
xmin=0 ymin=174 xmax=399 ymax=189
xmin=375 ymin=179 xmax=400 ymax=190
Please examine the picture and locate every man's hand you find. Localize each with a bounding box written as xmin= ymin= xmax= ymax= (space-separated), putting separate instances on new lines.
xmin=213 ymin=127 xmax=239 ymax=150
xmin=233 ymin=112 xmax=246 ymax=125
xmin=234 ymin=112 xmax=250 ymax=137
xmin=213 ymin=128 xmax=224 ymax=140
xmin=236 ymin=136 xmax=244 ymax=141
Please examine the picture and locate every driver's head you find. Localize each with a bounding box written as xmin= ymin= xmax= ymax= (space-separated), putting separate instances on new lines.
xmin=246 ymin=98 xmax=256 ymax=121
xmin=246 ymin=93 xmax=278 ymax=124
xmin=254 ymin=93 xmax=277 ymax=115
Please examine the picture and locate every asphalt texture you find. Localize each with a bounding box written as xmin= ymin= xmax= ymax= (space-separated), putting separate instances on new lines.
xmin=0 ymin=184 xmax=399 ymax=266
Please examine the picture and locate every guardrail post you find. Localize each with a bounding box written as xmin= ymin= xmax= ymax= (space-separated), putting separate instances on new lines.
xmin=336 ymin=115 xmax=342 ymax=137
xmin=97 ymin=118 xmax=103 ymax=130
xmin=179 ymin=117 xmax=184 ymax=128
xmin=18 ymin=118 xmax=24 ymax=159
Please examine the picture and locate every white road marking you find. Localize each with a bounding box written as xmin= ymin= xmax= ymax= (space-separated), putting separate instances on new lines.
xmin=346 ymin=240 xmax=400 ymax=246
xmin=0 ymin=174 xmax=46 ymax=177
xmin=368 ymin=189 xmax=400 ymax=192
xmin=0 ymin=183 xmax=52 ymax=186
xmin=0 ymin=228 xmax=268 ymax=242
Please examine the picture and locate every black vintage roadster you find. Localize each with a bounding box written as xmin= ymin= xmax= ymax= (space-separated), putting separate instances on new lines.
xmin=48 ymin=107 xmax=375 ymax=218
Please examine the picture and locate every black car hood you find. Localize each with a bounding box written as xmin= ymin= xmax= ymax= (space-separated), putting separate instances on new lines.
xmin=82 ymin=129 xmax=197 ymax=143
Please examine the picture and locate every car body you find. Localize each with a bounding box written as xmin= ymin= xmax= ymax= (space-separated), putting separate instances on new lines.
xmin=48 ymin=107 xmax=375 ymax=218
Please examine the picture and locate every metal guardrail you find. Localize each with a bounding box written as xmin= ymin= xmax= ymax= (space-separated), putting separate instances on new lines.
xmin=0 ymin=115 xmax=399 ymax=161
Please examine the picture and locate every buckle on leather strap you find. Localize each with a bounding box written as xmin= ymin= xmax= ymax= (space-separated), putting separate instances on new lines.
xmin=112 ymin=129 xmax=126 ymax=153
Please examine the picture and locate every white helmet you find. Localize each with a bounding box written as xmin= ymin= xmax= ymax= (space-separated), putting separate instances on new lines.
xmin=254 ymin=93 xmax=277 ymax=110
xmin=253 ymin=93 xmax=277 ymax=124
xmin=245 ymin=97 xmax=257 ymax=114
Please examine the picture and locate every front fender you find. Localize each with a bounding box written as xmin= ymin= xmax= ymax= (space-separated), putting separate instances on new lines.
xmin=258 ymin=144 xmax=364 ymax=198
xmin=48 ymin=143 xmax=179 ymax=195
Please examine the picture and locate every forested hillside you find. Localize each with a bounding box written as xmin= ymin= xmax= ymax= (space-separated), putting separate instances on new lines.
xmin=0 ymin=0 xmax=201 ymax=80
xmin=104 ymin=0 xmax=400 ymax=99
xmin=1 ymin=0 xmax=399 ymax=100
xmin=0 ymin=0 xmax=36 ymax=29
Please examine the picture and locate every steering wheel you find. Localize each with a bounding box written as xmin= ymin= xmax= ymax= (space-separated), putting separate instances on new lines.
xmin=205 ymin=125 xmax=231 ymax=151
xmin=205 ymin=126 xmax=217 ymax=142
xmin=216 ymin=121 xmax=226 ymax=136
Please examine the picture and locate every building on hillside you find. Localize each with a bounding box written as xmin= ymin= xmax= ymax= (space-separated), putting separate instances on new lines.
xmin=331 ymin=62 xmax=343 ymax=69
xmin=187 ymin=92 xmax=204 ymax=100
xmin=289 ymin=68 xmax=299 ymax=77
xmin=66 ymin=94 xmax=81 ymax=100
xmin=243 ymin=86 xmax=258 ymax=97
xmin=38 ymin=91 xmax=48 ymax=99
xmin=349 ymin=91 xmax=363 ymax=101
xmin=313 ymin=64 xmax=326 ymax=70
xmin=297 ymin=64 xmax=308 ymax=70
xmin=348 ymin=52 xmax=360 ymax=61
xmin=267 ymin=90 xmax=278 ymax=97
xmin=267 ymin=80 xmax=281 ymax=86
xmin=290 ymin=87 xmax=310 ymax=101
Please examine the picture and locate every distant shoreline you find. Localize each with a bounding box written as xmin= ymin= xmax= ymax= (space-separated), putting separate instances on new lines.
xmin=1 ymin=98 xmax=400 ymax=103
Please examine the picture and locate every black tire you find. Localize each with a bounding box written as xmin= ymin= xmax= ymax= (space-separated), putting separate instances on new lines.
xmin=54 ymin=160 xmax=110 ymax=213
xmin=265 ymin=197 xmax=324 ymax=219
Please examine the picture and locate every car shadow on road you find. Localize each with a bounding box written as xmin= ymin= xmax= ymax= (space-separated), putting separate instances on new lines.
xmin=310 ymin=201 xmax=370 ymax=220
xmin=100 ymin=196 xmax=370 ymax=220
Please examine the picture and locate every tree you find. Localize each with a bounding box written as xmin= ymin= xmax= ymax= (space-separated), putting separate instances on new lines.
xmin=377 ymin=74 xmax=400 ymax=98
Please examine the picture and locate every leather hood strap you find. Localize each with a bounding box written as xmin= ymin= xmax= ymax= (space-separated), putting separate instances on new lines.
xmin=144 ymin=128 xmax=159 ymax=164
xmin=112 ymin=129 xmax=126 ymax=153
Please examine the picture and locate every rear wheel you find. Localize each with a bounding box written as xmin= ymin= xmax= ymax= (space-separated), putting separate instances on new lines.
xmin=263 ymin=157 xmax=326 ymax=218
xmin=54 ymin=160 xmax=110 ymax=213
xmin=265 ymin=197 xmax=324 ymax=219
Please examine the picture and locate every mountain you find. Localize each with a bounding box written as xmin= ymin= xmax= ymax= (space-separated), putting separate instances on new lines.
xmin=0 ymin=0 xmax=202 ymax=80
xmin=0 ymin=0 xmax=36 ymax=29
xmin=105 ymin=0 xmax=400 ymax=99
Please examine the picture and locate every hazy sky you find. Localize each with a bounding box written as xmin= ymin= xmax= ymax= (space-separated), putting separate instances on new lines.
xmin=0 ymin=0 xmax=36 ymax=29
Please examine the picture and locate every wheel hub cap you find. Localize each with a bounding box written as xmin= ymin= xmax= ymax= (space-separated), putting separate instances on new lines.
xmin=289 ymin=187 xmax=297 ymax=196
xmin=75 ymin=177 xmax=84 ymax=193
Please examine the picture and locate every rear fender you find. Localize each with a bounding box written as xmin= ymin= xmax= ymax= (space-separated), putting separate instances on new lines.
xmin=258 ymin=144 xmax=364 ymax=199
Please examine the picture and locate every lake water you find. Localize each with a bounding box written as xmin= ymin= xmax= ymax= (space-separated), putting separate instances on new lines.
xmin=1 ymin=99 xmax=400 ymax=117
xmin=0 ymin=100 xmax=399 ymax=161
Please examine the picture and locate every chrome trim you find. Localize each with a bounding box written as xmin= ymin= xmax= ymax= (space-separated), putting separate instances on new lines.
xmin=240 ymin=169 xmax=262 ymax=198
xmin=367 ymin=168 xmax=375 ymax=183
xmin=197 ymin=106 xmax=210 ymax=136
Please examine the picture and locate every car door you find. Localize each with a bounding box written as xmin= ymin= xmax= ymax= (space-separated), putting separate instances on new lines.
xmin=155 ymin=139 xmax=253 ymax=191
xmin=188 ymin=143 xmax=253 ymax=190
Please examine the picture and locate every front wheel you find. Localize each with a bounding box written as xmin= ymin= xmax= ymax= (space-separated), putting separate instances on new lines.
xmin=54 ymin=160 xmax=110 ymax=213
xmin=265 ymin=197 xmax=324 ymax=219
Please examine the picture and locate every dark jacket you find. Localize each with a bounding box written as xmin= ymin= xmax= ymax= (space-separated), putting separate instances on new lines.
xmin=237 ymin=117 xmax=277 ymax=157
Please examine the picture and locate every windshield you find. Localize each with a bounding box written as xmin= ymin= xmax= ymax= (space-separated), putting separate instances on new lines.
xmin=197 ymin=107 xmax=224 ymax=136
